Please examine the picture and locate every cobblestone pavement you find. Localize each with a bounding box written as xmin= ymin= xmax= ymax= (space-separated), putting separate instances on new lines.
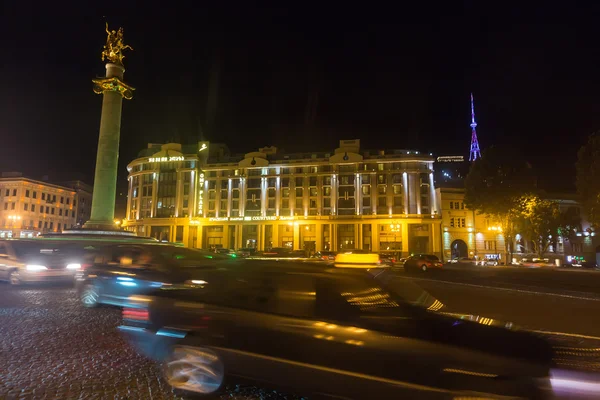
xmin=0 ymin=283 xmax=305 ymax=400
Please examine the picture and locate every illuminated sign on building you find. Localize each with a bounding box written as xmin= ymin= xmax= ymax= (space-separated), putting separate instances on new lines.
xmin=198 ymin=173 xmax=205 ymax=215
xmin=149 ymin=156 xmax=185 ymax=162
xmin=208 ymin=216 xmax=297 ymax=222
xmin=436 ymin=156 xmax=464 ymax=163
xmin=199 ymin=143 xmax=207 ymax=152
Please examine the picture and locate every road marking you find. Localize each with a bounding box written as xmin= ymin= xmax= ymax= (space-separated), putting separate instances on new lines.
xmin=394 ymin=276 xmax=600 ymax=302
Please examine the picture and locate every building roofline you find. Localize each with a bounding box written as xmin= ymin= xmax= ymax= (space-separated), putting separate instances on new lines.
xmin=0 ymin=177 xmax=77 ymax=194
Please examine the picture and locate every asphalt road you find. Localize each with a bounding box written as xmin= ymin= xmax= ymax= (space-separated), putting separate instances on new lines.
xmin=0 ymin=284 xmax=303 ymax=400
xmin=2 ymin=266 xmax=600 ymax=399
xmin=394 ymin=265 xmax=600 ymax=337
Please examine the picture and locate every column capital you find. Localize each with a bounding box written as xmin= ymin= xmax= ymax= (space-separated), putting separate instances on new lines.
xmin=92 ymin=77 xmax=135 ymax=99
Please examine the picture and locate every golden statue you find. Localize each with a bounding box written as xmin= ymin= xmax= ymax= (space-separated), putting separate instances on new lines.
xmin=101 ymin=23 xmax=133 ymax=65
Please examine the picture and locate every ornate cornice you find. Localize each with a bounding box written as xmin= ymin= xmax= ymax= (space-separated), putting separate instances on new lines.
xmin=92 ymin=77 xmax=135 ymax=100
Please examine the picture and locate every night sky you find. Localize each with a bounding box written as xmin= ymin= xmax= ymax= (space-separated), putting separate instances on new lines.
xmin=2 ymin=3 xmax=600 ymax=194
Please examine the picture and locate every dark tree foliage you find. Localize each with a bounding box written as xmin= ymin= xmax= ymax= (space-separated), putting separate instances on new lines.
xmin=464 ymin=145 xmax=537 ymax=261
xmin=576 ymin=133 xmax=600 ymax=226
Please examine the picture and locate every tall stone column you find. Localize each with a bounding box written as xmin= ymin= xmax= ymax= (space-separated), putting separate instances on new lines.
xmin=85 ymin=62 xmax=134 ymax=230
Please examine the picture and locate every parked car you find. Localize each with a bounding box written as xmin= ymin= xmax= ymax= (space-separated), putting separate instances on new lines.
xmin=404 ymin=254 xmax=443 ymax=272
xmin=119 ymin=259 xmax=553 ymax=399
xmin=0 ymin=239 xmax=90 ymax=285
xmin=313 ymin=251 xmax=337 ymax=261
xmin=236 ymin=248 xmax=257 ymax=258
xmin=75 ymin=243 xmax=234 ymax=308
xmin=378 ymin=253 xmax=396 ymax=266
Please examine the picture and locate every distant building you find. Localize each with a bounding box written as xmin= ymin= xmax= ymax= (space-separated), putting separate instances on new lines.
xmin=434 ymin=156 xmax=468 ymax=188
xmin=123 ymin=140 xmax=443 ymax=257
xmin=437 ymin=187 xmax=598 ymax=264
xmin=61 ymin=181 xmax=93 ymax=227
xmin=0 ymin=172 xmax=79 ymax=237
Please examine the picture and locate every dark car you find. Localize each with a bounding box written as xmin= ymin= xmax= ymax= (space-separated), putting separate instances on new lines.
xmin=404 ymin=254 xmax=444 ymax=272
xmin=378 ymin=253 xmax=396 ymax=266
xmin=0 ymin=239 xmax=94 ymax=285
xmin=75 ymin=243 xmax=234 ymax=308
xmin=313 ymin=251 xmax=337 ymax=261
xmin=119 ymin=259 xmax=554 ymax=399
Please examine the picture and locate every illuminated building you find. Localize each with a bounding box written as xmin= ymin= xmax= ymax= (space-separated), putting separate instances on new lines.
xmin=434 ymin=155 xmax=468 ymax=188
xmin=123 ymin=140 xmax=442 ymax=256
xmin=437 ymin=188 xmax=597 ymax=263
xmin=0 ymin=173 xmax=80 ymax=238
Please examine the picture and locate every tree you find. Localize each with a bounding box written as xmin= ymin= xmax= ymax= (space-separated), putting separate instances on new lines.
xmin=520 ymin=196 xmax=561 ymax=258
xmin=557 ymin=206 xmax=582 ymax=255
xmin=464 ymin=145 xmax=537 ymax=262
xmin=576 ymin=133 xmax=600 ymax=226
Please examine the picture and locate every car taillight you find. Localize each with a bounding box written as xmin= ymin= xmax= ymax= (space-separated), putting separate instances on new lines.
xmin=123 ymin=307 xmax=149 ymax=322
xmin=391 ymin=259 xmax=396 ymax=263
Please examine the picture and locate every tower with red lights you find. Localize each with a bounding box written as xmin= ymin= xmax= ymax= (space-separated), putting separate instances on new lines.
xmin=469 ymin=93 xmax=481 ymax=161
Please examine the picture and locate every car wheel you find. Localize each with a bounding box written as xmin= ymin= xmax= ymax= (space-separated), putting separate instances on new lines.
xmin=80 ymin=283 xmax=100 ymax=308
xmin=9 ymin=270 xmax=20 ymax=286
xmin=421 ymin=264 xmax=428 ymax=272
xmin=164 ymin=346 xmax=225 ymax=397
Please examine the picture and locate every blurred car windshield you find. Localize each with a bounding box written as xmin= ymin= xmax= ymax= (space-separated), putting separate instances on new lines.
xmin=158 ymin=247 xmax=232 ymax=265
xmin=11 ymin=241 xmax=84 ymax=259
xmin=424 ymin=255 xmax=439 ymax=261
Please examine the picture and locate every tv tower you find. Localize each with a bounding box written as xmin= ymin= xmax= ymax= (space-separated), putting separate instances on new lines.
xmin=469 ymin=93 xmax=481 ymax=161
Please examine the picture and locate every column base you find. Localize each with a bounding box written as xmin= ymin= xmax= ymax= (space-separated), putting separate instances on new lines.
xmin=83 ymin=220 xmax=124 ymax=232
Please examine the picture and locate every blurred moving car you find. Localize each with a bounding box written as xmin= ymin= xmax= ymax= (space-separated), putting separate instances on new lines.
xmin=119 ymin=259 xmax=553 ymax=399
xmin=404 ymin=254 xmax=443 ymax=272
xmin=0 ymin=239 xmax=89 ymax=285
xmin=75 ymin=244 xmax=234 ymax=308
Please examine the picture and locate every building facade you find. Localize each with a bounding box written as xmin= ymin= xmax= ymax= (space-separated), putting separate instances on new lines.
xmin=0 ymin=173 xmax=79 ymax=238
xmin=437 ymin=187 xmax=598 ymax=263
xmin=62 ymin=181 xmax=94 ymax=227
xmin=123 ymin=140 xmax=443 ymax=257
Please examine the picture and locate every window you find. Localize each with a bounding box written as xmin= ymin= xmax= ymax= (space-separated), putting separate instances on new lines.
xmin=484 ymin=241 xmax=495 ymax=250
xmin=42 ymin=193 xmax=46 ymax=200
xmin=50 ymin=222 xmax=54 ymax=229
xmin=362 ymin=186 xmax=371 ymax=195
xmin=29 ymin=220 xmax=33 ymax=228
xmin=378 ymin=164 xmax=384 ymax=171
xmin=4 ymin=189 xmax=8 ymax=196
xmin=51 ymin=208 xmax=55 ymax=215
xmin=46 ymin=206 xmax=49 ymax=213
xmin=309 ymin=187 xmax=318 ymax=197
xmin=44 ymin=222 xmax=48 ymax=229
xmin=25 ymin=190 xmax=30 ymax=198
xmin=72 ymin=210 xmax=75 ymax=218
xmin=461 ymin=202 xmax=465 ymax=210
xmin=12 ymin=189 xmax=16 ymax=196
xmin=450 ymin=218 xmax=455 ymax=228
xmin=24 ymin=204 xmax=28 ymax=211
xmin=60 ymin=197 xmax=64 ymax=204
xmin=33 ymin=191 xmax=37 ymax=199
xmin=454 ymin=202 xmax=459 ymax=209
xmin=450 ymin=202 xmax=454 ymax=209
xmin=31 ymin=205 xmax=35 ymax=212
xmin=11 ymin=203 xmax=15 ymax=210
xmin=295 ymin=177 xmax=303 ymax=187
xmin=378 ymin=197 xmax=386 ymax=207
xmin=58 ymin=223 xmax=61 ymax=231
xmin=59 ymin=209 xmax=63 ymax=216
xmin=378 ymin=186 xmax=386 ymax=195
xmin=460 ymin=218 xmax=466 ymax=228
xmin=38 ymin=221 xmax=42 ymax=229
xmin=67 ymin=198 xmax=70 ymax=205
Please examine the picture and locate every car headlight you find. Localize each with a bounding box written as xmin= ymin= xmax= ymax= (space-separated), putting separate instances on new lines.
xmin=26 ymin=264 xmax=47 ymax=271
xmin=66 ymin=263 xmax=81 ymax=270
